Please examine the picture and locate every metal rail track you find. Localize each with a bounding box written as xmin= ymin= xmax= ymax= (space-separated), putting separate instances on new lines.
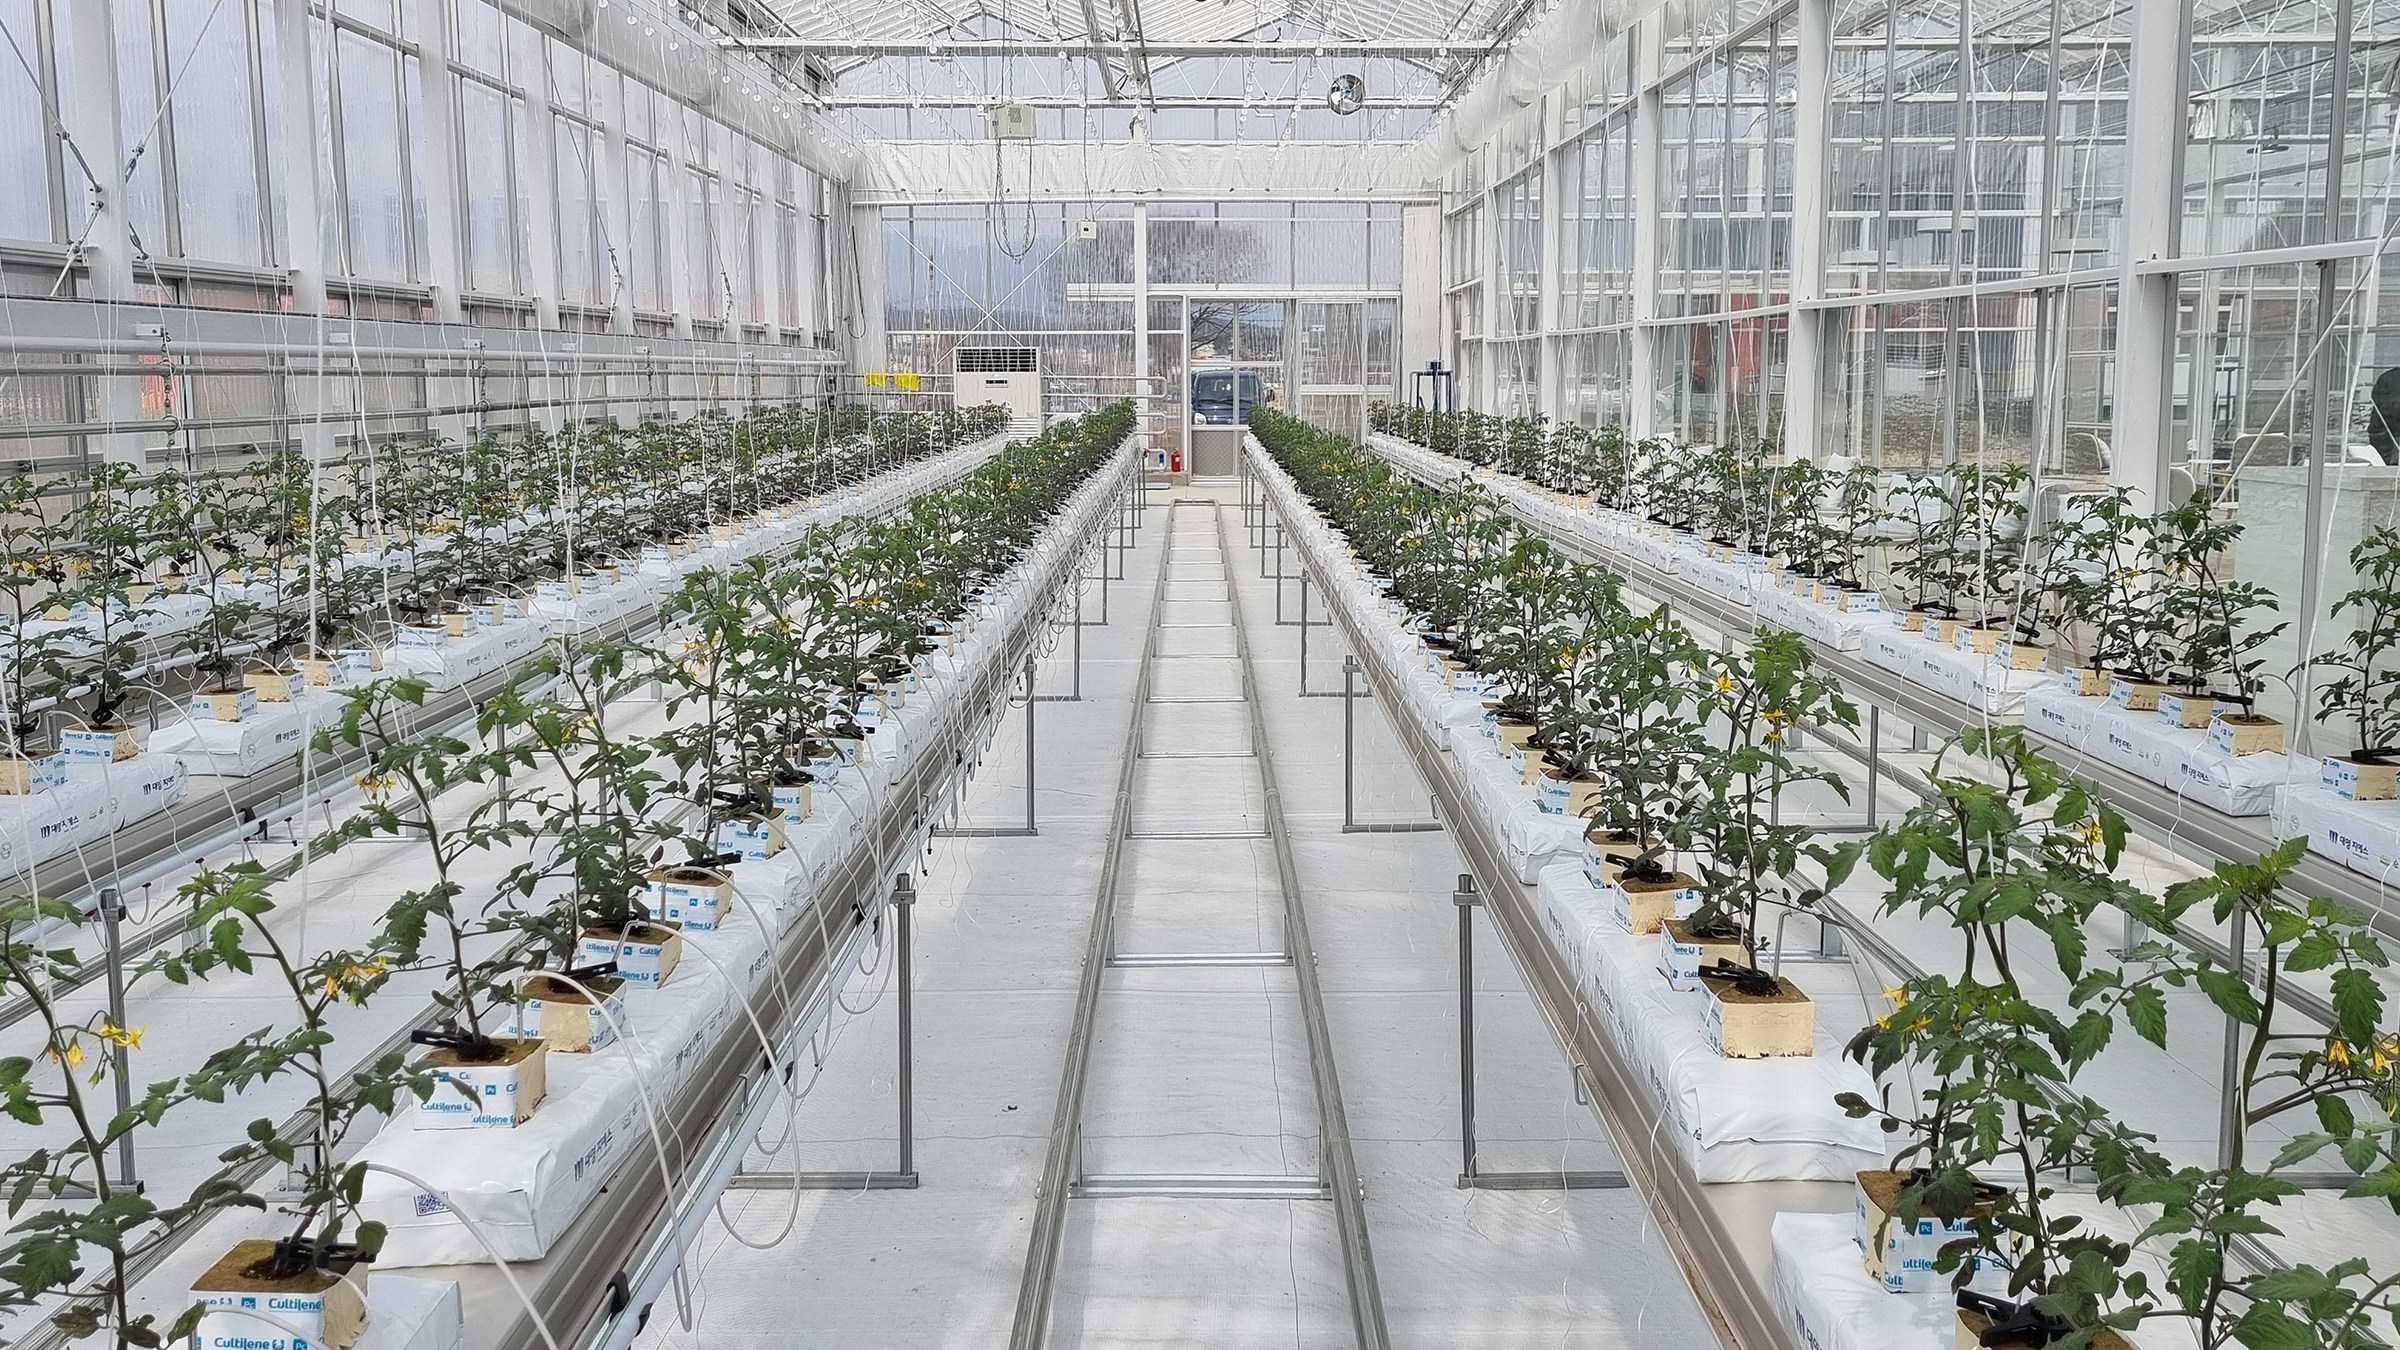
xmin=1211 ymin=501 xmax=1390 ymax=1349
xmin=1008 ymin=498 xmax=1388 ymax=1350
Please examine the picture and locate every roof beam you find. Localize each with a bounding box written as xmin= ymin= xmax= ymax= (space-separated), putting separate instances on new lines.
xmin=1072 ymin=0 xmax=1127 ymax=102
xmin=828 ymin=92 xmax=1449 ymax=107
xmin=1111 ymin=0 xmax=1155 ymax=104
xmin=719 ymin=38 xmax=1503 ymax=58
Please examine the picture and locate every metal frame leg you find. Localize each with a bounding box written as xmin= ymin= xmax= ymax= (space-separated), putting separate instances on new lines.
xmin=933 ymin=652 xmax=1041 ymax=838
xmin=1341 ymin=657 xmax=1442 ymax=833
xmin=732 ymin=874 xmax=922 ymax=1191
xmin=1452 ymin=876 xmax=1626 ymax=1192
xmin=1038 ymin=583 xmax=1086 ymax=702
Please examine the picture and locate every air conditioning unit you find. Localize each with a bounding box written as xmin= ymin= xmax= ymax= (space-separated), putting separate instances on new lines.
xmin=953 ymin=347 xmax=1043 ymax=433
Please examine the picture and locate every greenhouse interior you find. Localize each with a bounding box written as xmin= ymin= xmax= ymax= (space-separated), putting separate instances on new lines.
xmin=10 ymin=0 xmax=2400 ymax=1348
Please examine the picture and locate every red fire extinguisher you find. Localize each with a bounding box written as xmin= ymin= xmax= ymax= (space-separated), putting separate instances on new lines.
xmin=1170 ymin=450 xmax=1184 ymax=473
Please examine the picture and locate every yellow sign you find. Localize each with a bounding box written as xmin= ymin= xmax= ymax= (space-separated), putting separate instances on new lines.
xmin=897 ymin=372 xmax=920 ymax=391
xmin=865 ymin=371 xmax=887 ymax=387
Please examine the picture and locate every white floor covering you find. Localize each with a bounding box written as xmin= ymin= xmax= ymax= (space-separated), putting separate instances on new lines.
xmin=634 ymin=488 xmax=1712 ymax=1349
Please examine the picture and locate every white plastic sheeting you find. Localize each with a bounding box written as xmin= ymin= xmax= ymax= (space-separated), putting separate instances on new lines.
xmin=857 ymin=138 xmax=1431 ymax=201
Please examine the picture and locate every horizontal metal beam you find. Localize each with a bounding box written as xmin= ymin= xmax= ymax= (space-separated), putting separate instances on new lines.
xmin=1461 ymin=1170 xmax=1632 ymax=1190
xmin=1071 ymin=1173 xmax=1332 ymax=1199
xmin=726 ymin=1171 xmax=922 ymax=1190
xmin=1107 ymin=950 xmax=1291 ymax=967
xmin=826 ymin=93 xmax=1449 ymax=109
xmin=725 ymin=38 xmax=1500 ymax=58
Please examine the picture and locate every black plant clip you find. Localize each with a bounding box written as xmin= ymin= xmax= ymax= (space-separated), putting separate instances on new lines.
xmin=1698 ymin=958 xmax=1782 ymax=997
xmin=409 ymin=1023 xmax=499 ymax=1056
xmin=1957 ymin=1290 xmax=2073 ymax=1347
xmin=711 ymin=785 xmax=764 ymax=813
xmin=269 ymin=1234 xmax=376 ymax=1277
xmin=1602 ymin=851 xmax=1673 ymax=883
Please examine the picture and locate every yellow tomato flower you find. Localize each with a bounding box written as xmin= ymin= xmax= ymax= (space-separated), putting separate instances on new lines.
xmin=97 ymin=1020 xmax=142 ymax=1050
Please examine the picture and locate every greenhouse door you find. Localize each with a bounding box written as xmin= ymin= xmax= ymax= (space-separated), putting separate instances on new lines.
xmin=1186 ymin=300 xmax=1288 ymax=477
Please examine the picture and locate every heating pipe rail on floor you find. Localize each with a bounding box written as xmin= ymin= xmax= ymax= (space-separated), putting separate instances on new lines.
xmin=1009 ymin=498 xmax=1389 ymax=1350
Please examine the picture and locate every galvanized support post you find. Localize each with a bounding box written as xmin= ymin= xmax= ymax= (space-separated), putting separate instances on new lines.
xmin=735 ymin=872 xmax=922 ymax=1191
xmin=1023 ymin=651 xmax=1037 ymax=832
xmin=2220 ymin=905 xmax=2246 ymax=1171
xmin=1345 ymin=657 xmax=1358 ymax=829
xmin=1451 ymin=875 xmax=1621 ymax=1190
xmin=895 ymin=872 xmax=916 ymax=1181
xmin=1864 ymin=704 xmax=1881 ymax=830
xmin=930 ymin=651 xmax=1041 ymax=839
xmin=100 ymin=887 xmax=136 ymax=1191
xmin=1455 ymin=875 xmax=1480 ymax=1187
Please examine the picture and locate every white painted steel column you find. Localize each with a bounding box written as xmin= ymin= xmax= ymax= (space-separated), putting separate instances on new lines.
xmin=521 ymin=50 xmax=564 ymax=334
xmin=708 ymin=125 xmax=741 ymax=350
xmin=1479 ymin=170 xmax=1501 ymax=412
xmin=2108 ymin=0 xmax=2187 ymax=506
xmin=411 ymin=2 xmax=476 ymax=445
xmin=601 ymin=73 xmax=639 ymax=338
xmin=599 ymin=72 xmax=641 ymax=424
xmin=1628 ymin=24 xmax=1662 ymax=440
xmin=65 ymin=0 xmax=134 ymax=304
xmin=1783 ymin=0 xmax=1833 ymax=460
xmin=1401 ymin=203 xmax=1442 ymax=400
xmin=850 ymin=191 xmax=886 ymax=382
xmin=1538 ymin=92 xmax=1567 ymax=425
xmin=65 ymin=0 xmax=146 ymax=465
xmin=660 ymin=113 xmax=698 ymax=415
xmin=1133 ymin=202 xmax=1150 ymax=445
xmin=412 ymin=3 xmax=466 ymax=326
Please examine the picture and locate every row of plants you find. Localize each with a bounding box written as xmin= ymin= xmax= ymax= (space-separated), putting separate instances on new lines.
xmin=0 ymin=403 xmax=1010 ymax=778
xmin=1284 ymin=407 xmax=2400 ymax=1350
xmin=0 ymin=403 xmax=1132 ymax=1349
xmin=1256 ymin=407 xmax=1854 ymax=1022
xmin=1368 ymin=404 xmax=2400 ymax=789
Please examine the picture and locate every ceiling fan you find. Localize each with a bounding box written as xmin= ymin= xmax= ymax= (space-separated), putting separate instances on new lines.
xmin=1325 ymin=73 xmax=1366 ymax=115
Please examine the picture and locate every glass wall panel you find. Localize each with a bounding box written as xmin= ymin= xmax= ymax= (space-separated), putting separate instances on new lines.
xmin=461 ymin=78 xmax=513 ymax=291
xmin=1295 ymin=205 xmax=1369 ymax=288
xmin=337 ymin=30 xmax=408 ymax=281
xmin=162 ymin=0 xmax=261 ymax=265
xmin=113 ymin=0 xmax=167 ymax=251
xmin=555 ymin=117 xmax=596 ymax=305
xmin=0 ymin=0 xmax=51 ymax=242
